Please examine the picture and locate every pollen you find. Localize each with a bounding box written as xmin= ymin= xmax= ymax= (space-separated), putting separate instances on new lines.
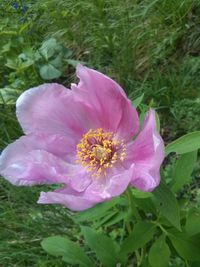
xmin=76 ymin=128 xmax=126 ymax=176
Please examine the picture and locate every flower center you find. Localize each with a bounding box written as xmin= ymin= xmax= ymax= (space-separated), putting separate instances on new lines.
xmin=76 ymin=128 xmax=126 ymax=176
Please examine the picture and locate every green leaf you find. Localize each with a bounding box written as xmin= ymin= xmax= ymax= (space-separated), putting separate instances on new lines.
xmin=169 ymin=232 xmax=200 ymax=261
xmin=49 ymin=54 xmax=63 ymax=68
xmin=148 ymin=235 xmax=170 ymax=267
xmin=39 ymin=64 xmax=62 ymax=80
xmin=165 ymin=131 xmax=200 ymax=155
xmin=131 ymin=188 xmax=153 ymax=199
xmin=134 ymin=197 xmax=156 ymax=214
xmin=0 ymin=87 xmax=21 ymax=104
xmin=103 ymin=211 xmax=127 ymax=227
xmin=171 ymin=151 xmax=197 ymax=192
xmin=155 ymin=111 xmax=160 ymax=132
xmin=66 ymin=59 xmax=85 ymax=67
xmin=152 ymin=180 xmax=181 ymax=230
xmin=185 ymin=208 xmax=200 ymax=236
xmin=81 ymin=226 xmax=120 ymax=267
xmin=41 ymin=236 xmax=93 ymax=267
xmin=120 ymin=222 xmax=156 ymax=257
xmin=132 ymin=93 xmax=144 ymax=108
xmin=74 ymin=197 xmax=121 ymax=223
xmin=39 ymin=38 xmax=59 ymax=60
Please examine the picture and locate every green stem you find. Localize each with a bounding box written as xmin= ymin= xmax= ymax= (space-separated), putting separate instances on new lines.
xmin=125 ymin=188 xmax=143 ymax=266
xmin=126 ymin=187 xmax=141 ymax=220
xmin=153 ymin=221 xmax=168 ymax=236
xmin=125 ymin=221 xmax=132 ymax=234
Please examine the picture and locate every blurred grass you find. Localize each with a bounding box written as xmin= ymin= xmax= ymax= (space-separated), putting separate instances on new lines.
xmin=0 ymin=180 xmax=77 ymax=267
xmin=0 ymin=0 xmax=200 ymax=266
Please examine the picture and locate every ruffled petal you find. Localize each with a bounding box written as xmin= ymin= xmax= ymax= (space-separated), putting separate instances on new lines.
xmin=86 ymin=164 xmax=134 ymax=200
xmin=38 ymin=164 xmax=134 ymax=211
xmin=16 ymin=83 xmax=98 ymax=141
xmin=38 ymin=187 xmax=101 ymax=211
xmin=74 ymin=65 xmax=139 ymax=141
xmin=125 ymin=109 xmax=165 ymax=192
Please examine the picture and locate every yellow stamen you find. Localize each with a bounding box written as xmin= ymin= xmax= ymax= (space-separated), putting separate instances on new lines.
xmin=76 ymin=128 xmax=126 ymax=177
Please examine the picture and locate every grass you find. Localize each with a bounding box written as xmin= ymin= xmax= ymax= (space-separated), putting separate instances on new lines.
xmin=0 ymin=180 xmax=77 ymax=266
xmin=0 ymin=0 xmax=200 ymax=266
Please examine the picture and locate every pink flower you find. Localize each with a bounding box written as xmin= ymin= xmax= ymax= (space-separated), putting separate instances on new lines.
xmin=0 ymin=65 xmax=164 ymax=211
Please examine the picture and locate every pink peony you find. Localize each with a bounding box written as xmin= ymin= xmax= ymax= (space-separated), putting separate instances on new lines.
xmin=0 ymin=65 xmax=164 ymax=211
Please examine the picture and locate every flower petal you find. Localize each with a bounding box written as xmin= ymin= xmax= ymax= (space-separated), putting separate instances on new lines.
xmin=86 ymin=164 xmax=134 ymax=200
xmin=125 ymin=109 xmax=165 ymax=192
xmin=38 ymin=186 xmax=101 ymax=211
xmin=0 ymin=149 xmax=68 ymax=186
xmin=38 ymin=164 xmax=134 ymax=211
xmin=16 ymin=83 xmax=98 ymax=141
xmin=75 ymin=65 xmax=139 ymax=141
xmin=0 ymin=134 xmax=92 ymax=190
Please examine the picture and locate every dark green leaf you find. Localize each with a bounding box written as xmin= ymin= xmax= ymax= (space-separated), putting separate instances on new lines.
xmin=103 ymin=211 xmax=127 ymax=227
xmin=81 ymin=226 xmax=120 ymax=267
xmin=153 ymin=180 xmax=181 ymax=230
xmin=74 ymin=197 xmax=121 ymax=223
xmin=95 ymin=210 xmax=118 ymax=228
xmin=148 ymin=235 xmax=170 ymax=267
xmin=41 ymin=236 xmax=93 ymax=267
xmin=120 ymin=222 xmax=156 ymax=257
xmin=171 ymin=151 xmax=197 ymax=192
xmin=169 ymin=232 xmax=200 ymax=261
xmin=165 ymin=132 xmax=200 ymax=155
xmin=185 ymin=209 xmax=200 ymax=236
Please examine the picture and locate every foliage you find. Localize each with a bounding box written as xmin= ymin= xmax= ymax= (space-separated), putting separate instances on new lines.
xmin=0 ymin=0 xmax=200 ymax=266
xmin=170 ymin=99 xmax=200 ymax=136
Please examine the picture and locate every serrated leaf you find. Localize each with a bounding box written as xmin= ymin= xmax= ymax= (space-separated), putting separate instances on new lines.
xmin=39 ymin=64 xmax=62 ymax=80
xmin=120 ymin=222 xmax=156 ymax=257
xmin=166 ymin=131 xmax=200 ymax=155
xmin=81 ymin=226 xmax=120 ymax=267
xmin=171 ymin=151 xmax=197 ymax=192
xmin=41 ymin=236 xmax=93 ymax=267
xmin=148 ymin=235 xmax=170 ymax=267
xmin=153 ymin=180 xmax=181 ymax=230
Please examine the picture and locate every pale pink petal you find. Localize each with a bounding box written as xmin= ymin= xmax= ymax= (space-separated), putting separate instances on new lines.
xmin=0 ymin=135 xmax=92 ymax=190
xmin=0 ymin=148 xmax=68 ymax=186
xmin=86 ymin=164 xmax=134 ymax=199
xmin=16 ymin=83 xmax=98 ymax=141
xmin=124 ymin=109 xmax=165 ymax=192
xmin=38 ymin=164 xmax=134 ymax=211
xmin=38 ymin=187 xmax=101 ymax=211
xmin=75 ymin=65 xmax=139 ymax=141
xmin=0 ymin=134 xmax=76 ymax=168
